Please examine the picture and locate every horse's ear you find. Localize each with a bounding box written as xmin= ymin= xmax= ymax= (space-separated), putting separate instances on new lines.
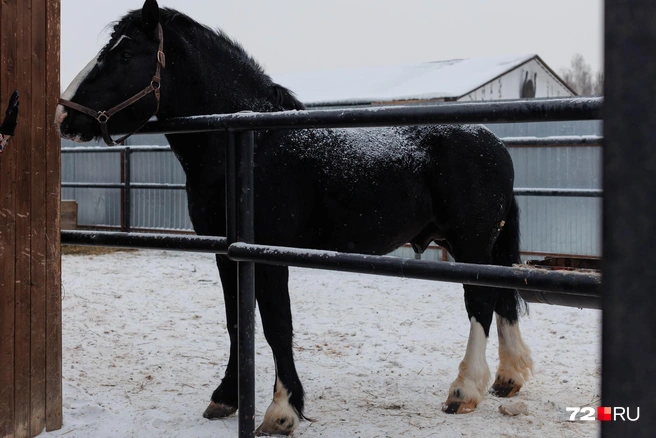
xmin=271 ymin=84 xmax=306 ymax=111
xmin=141 ymin=0 xmax=160 ymax=34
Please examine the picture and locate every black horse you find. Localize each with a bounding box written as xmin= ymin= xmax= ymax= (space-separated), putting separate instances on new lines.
xmin=56 ymin=0 xmax=533 ymax=434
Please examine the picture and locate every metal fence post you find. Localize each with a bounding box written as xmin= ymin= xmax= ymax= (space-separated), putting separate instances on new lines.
xmin=603 ymin=0 xmax=656 ymax=436
xmin=122 ymin=147 xmax=132 ymax=233
xmin=226 ymin=133 xmax=237 ymax=245
xmin=227 ymin=130 xmax=256 ymax=437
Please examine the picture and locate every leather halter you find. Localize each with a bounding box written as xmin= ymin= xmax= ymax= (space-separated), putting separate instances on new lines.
xmin=59 ymin=24 xmax=166 ymax=146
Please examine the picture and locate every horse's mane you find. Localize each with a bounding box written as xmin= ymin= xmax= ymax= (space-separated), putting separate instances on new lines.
xmin=100 ymin=8 xmax=305 ymax=111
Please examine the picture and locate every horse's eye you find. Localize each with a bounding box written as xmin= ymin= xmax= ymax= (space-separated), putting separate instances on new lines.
xmin=120 ymin=50 xmax=133 ymax=63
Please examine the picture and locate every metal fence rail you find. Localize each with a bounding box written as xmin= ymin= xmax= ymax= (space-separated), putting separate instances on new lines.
xmin=502 ymin=135 xmax=602 ymax=147
xmin=137 ymin=97 xmax=602 ymax=133
xmin=61 ymin=97 xmax=605 ymax=437
xmin=60 ymin=229 xmax=601 ymax=299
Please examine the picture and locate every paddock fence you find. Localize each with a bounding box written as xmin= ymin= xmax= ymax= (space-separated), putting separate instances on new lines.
xmin=61 ymin=133 xmax=603 ymax=262
xmin=61 ymin=96 xmax=609 ymax=437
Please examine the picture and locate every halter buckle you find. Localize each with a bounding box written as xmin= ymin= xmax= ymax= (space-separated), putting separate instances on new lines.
xmin=96 ymin=111 xmax=109 ymax=124
xmin=157 ymin=51 xmax=166 ymax=68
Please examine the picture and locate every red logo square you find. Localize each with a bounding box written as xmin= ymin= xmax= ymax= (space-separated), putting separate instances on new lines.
xmin=597 ymin=406 xmax=612 ymax=421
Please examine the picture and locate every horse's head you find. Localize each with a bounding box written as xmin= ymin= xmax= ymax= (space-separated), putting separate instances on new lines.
xmin=56 ymin=0 xmax=164 ymax=144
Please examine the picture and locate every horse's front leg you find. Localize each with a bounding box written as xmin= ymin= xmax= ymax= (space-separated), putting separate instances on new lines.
xmin=203 ymin=255 xmax=239 ymax=419
xmin=443 ymin=285 xmax=496 ymax=414
xmin=254 ymin=264 xmax=305 ymax=436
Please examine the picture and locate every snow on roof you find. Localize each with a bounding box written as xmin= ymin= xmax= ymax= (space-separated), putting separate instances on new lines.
xmin=272 ymin=54 xmax=536 ymax=106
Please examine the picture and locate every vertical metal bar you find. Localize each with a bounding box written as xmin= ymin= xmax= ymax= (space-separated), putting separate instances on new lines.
xmin=235 ymin=130 xmax=255 ymax=438
xmin=226 ymin=132 xmax=237 ymax=244
xmin=123 ymin=147 xmax=132 ymax=233
xmin=120 ymin=149 xmax=126 ymax=232
xmin=603 ymin=0 xmax=656 ymax=436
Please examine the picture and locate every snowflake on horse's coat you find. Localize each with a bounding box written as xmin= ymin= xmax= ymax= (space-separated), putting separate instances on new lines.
xmin=55 ymin=0 xmax=533 ymax=434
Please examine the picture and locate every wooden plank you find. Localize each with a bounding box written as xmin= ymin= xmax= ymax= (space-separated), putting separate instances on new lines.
xmin=0 ymin=0 xmax=18 ymax=434
xmin=44 ymin=0 xmax=62 ymax=431
xmin=61 ymin=201 xmax=78 ymax=230
xmin=13 ymin=0 xmax=34 ymax=434
xmin=1 ymin=2 xmax=60 ymax=436
xmin=61 ymin=201 xmax=77 ymax=214
xmin=29 ymin=0 xmax=48 ymax=435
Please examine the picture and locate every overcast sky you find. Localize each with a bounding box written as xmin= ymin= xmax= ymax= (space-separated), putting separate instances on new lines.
xmin=61 ymin=0 xmax=603 ymax=89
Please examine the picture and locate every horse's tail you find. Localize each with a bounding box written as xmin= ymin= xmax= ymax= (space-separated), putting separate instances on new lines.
xmin=492 ymin=196 xmax=528 ymax=321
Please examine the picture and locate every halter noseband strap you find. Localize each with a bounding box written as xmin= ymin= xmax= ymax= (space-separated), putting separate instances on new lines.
xmin=58 ymin=24 xmax=166 ymax=146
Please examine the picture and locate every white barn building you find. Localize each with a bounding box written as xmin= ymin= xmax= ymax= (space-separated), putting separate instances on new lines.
xmin=272 ymin=54 xmax=575 ymax=107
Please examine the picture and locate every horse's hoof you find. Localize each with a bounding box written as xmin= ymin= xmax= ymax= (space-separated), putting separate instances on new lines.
xmin=203 ymin=401 xmax=237 ymax=419
xmin=254 ymin=417 xmax=297 ymax=436
xmin=254 ymin=405 xmax=299 ymax=436
xmin=441 ymin=399 xmax=477 ymax=414
xmin=254 ymin=408 xmax=299 ymax=436
xmin=254 ymin=377 xmax=300 ymax=435
xmin=489 ymin=378 xmax=522 ymax=398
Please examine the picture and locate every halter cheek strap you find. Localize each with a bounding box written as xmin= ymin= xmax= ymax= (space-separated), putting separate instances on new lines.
xmin=58 ymin=24 xmax=166 ymax=146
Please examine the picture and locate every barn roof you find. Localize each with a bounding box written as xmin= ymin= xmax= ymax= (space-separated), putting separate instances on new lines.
xmin=272 ymin=54 xmax=553 ymax=106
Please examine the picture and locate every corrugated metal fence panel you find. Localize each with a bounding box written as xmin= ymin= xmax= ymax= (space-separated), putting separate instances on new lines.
xmin=61 ymin=121 xmax=602 ymax=257
xmin=62 ymin=135 xmax=193 ymax=231
xmin=125 ymin=135 xmax=185 ymax=229
xmin=489 ymin=120 xmax=603 ymax=258
xmin=486 ymin=120 xmax=602 ymax=137
xmin=61 ymin=138 xmax=122 ymax=227
xmin=129 ymin=148 xmax=192 ymax=230
xmin=509 ymin=146 xmax=601 ymax=256
xmin=127 ymin=134 xmax=170 ymax=146
xmin=127 ymin=134 xmax=193 ymax=230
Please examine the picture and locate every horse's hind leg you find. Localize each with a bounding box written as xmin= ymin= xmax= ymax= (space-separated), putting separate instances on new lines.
xmin=491 ymin=294 xmax=533 ymax=397
xmin=254 ymin=264 xmax=304 ymax=436
xmin=443 ymin=283 xmax=497 ymax=414
xmin=489 ymin=198 xmax=533 ymax=397
xmin=203 ymin=255 xmax=239 ymax=419
xmin=440 ymin=222 xmax=509 ymax=414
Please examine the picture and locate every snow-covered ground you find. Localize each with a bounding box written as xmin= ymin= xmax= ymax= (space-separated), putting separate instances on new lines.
xmin=43 ymin=249 xmax=601 ymax=437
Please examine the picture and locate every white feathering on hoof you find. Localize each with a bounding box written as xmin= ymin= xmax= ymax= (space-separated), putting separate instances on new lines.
xmin=255 ymin=378 xmax=300 ymax=436
xmin=495 ymin=316 xmax=533 ymax=389
xmin=444 ymin=317 xmax=491 ymax=413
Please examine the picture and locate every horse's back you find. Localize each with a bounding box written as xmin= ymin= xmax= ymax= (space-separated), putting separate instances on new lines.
xmin=272 ymin=124 xmax=513 ymax=202
xmin=256 ymin=124 xmax=513 ymax=254
xmin=276 ymin=124 xmax=511 ymax=173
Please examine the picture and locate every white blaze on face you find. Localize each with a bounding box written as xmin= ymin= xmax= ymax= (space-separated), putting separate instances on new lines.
xmin=54 ymin=52 xmax=101 ymax=129
xmin=109 ymin=34 xmax=131 ymax=52
xmin=55 ymin=35 xmax=133 ymax=131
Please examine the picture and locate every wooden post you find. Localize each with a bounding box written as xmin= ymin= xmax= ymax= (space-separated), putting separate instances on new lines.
xmin=0 ymin=0 xmax=62 ymax=437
